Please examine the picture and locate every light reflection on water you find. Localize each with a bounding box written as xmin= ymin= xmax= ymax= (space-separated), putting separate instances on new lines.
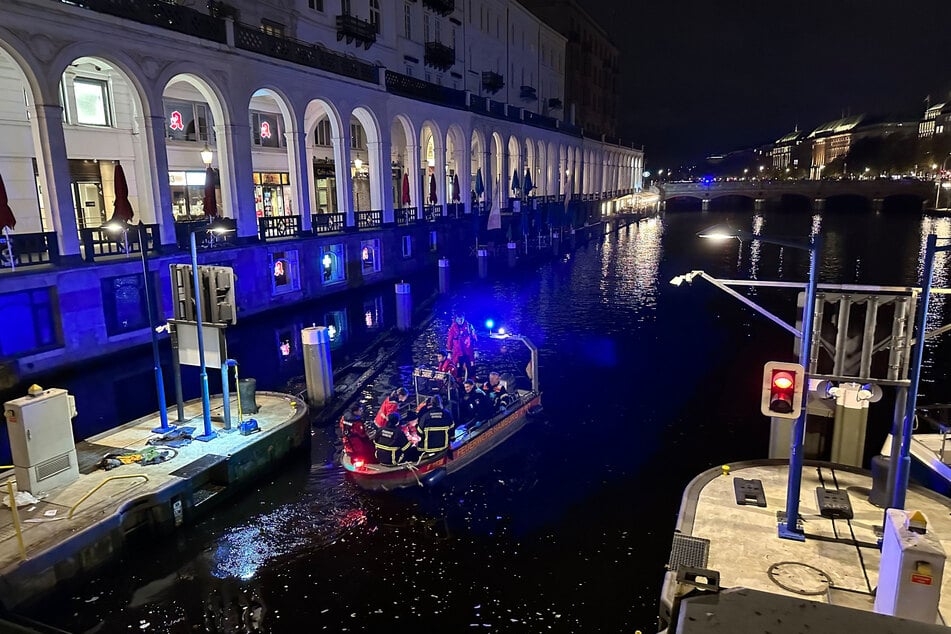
xmin=22 ymin=208 xmax=951 ymax=633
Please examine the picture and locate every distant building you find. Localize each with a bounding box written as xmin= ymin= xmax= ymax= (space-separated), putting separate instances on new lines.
xmin=770 ymin=128 xmax=806 ymax=171
xmin=518 ymin=0 xmax=620 ymax=138
xmin=919 ymin=101 xmax=951 ymax=138
xmin=807 ymin=115 xmax=864 ymax=179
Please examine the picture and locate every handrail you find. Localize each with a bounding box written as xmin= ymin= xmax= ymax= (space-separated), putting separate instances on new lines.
xmin=68 ymin=474 xmax=149 ymax=519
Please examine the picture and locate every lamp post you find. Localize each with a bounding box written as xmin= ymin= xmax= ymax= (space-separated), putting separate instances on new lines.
xmin=105 ymin=219 xmax=174 ymax=434
xmin=699 ymin=225 xmax=822 ymax=541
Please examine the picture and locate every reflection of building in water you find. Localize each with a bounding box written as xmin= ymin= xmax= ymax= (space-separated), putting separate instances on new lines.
xmin=364 ymin=296 xmax=384 ymax=329
xmin=324 ymin=310 xmax=348 ymax=349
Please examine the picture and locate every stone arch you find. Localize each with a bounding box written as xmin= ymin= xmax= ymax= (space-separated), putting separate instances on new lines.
xmin=351 ymin=105 xmax=382 ymax=213
xmin=547 ymin=141 xmax=558 ymax=196
xmin=523 ymin=137 xmax=536 ymax=197
xmin=507 ymin=135 xmax=521 ymax=200
xmin=470 ymin=128 xmax=486 ymax=207
xmin=536 ymin=139 xmax=547 ymax=195
xmin=247 ymin=87 xmax=300 ymax=218
xmin=446 ymin=123 xmax=465 ymax=204
xmin=490 ymin=131 xmax=504 ymax=208
xmin=391 ymin=114 xmax=418 ymax=214
xmin=304 ymin=98 xmax=347 ymax=222
xmin=558 ymin=144 xmax=567 ymax=195
xmin=420 ymin=120 xmax=444 ymax=208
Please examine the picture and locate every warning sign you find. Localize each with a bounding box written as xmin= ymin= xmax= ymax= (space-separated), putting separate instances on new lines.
xmin=911 ymin=574 xmax=933 ymax=585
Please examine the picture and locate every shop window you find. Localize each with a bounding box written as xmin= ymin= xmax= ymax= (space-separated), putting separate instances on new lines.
xmin=164 ymin=100 xmax=212 ymax=142
xmin=429 ymin=230 xmax=438 ymax=252
xmin=169 ymin=170 xmax=214 ymax=220
xmin=271 ymin=250 xmax=300 ymax=295
xmin=321 ymin=244 xmax=346 ymax=284
xmin=101 ymin=273 xmax=156 ymax=336
xmin=360 ymin=239 xmax=381 ymax=274
xmin=0 ymin=288 xmax=61 ymax=357
xmin=254 ymin=172 xmax=292 ymax=217
xmin=401 ymin=235 xmax=412 ymax=258
xmin=251 ymin=111 xmax=284 ymax=148
xmin=72 ymin=78 xmax=111 ymax=126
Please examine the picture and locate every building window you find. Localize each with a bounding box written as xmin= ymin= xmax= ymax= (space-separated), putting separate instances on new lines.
xmin=350 ymin=123 xmax=364 ymax=150
xmin=321 ymin=243 xmax=346 ymax=284
xmin=0 ymin=288 xmax=60 ymax=357
xmin=435 ymin=19 xmax=441 ymax=43
xmin=164 ymin=100 xmax=212 ymax=143
xmin=73 ymin=78 xmax=111 ymax=126
xmin=314 ymin=119 xmax=332 ymax=146
xmin=169 ymin=171 xmax=214 ymax=220
xmin=308 ymin=0 xmax=323 ymax=10
xmin=370 ymin=0 xmax=381 ymax=33
xmin=341 ymin=0 xmax=351 ymax=15
xmin=360 ymin=239 xmax=381 ymax=274
xmin=405 ymin=64 xmax=414 ymax=77
xmin=404 ymin=3 xmax=412 ymax=38
xmin=251 ymin=111 xmax=284 ymax=148
xmin=101 ymin=273 xmax=153 ymax=336
xmin=271 ymin=249 xmax=300 ymax=295
xmin=424 ymin=15 xmax=430 ymax=41
xmin=253 ymin=172 xmax=292 ymax=216
xmin=429 ymin=230 xmax=438 ymax=252
xmin=261 ymin=19 xmax=285 ymax=38
xmin=401 ymin=235 xmax=412 ymax=258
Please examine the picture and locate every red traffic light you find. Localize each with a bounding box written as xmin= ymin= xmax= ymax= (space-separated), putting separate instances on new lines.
xmin=761 ymin=362 xmax=805 ymax=419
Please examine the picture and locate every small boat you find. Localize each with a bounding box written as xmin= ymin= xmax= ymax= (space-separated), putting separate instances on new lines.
xmin=341 ymin=333 xmax=542 ymax=491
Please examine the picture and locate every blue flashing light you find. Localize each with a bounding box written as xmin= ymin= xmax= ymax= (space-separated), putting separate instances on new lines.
xmin=485 ymin=319 xmax=495 ymax=329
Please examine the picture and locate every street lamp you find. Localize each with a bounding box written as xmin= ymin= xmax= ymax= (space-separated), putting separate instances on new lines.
xmin=200 ymin=144 xmax=214 ymax=167
xmin=104 ymin=219 xmax=174 ymax=434
xmin=699 ymin=224 xmax=822 ymax=541
xmin=891 ymin=234 xmax=951 ymax=508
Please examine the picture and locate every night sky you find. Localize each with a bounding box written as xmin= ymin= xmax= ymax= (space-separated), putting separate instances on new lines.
xmin=582 ymin=0 xmax=951 ymax=168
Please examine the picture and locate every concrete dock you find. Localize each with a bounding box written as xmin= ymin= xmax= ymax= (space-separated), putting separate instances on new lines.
xmin=0 ymin=391 xmax=308 ymax=610
xmin=660 ymin=459 xmax=951 ymax=632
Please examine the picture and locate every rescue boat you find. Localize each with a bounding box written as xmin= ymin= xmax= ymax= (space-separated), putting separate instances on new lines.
xmin=341 ymin=333 xmax=542 ymax=491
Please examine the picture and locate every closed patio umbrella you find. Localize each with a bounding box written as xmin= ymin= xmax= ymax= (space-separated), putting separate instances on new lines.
xmin=401 ymin=172 xmax=411 ymax=206
xmin=523 ymin=169 xmax=534 ymax=194
xmin=511 ymin=169 xmax=520 ymax=194
xmin=474 ymin=168 xmax=484 ymax=199
xmin=452 ymin=173 xmax=461 ymax=203
xmin=110 ymin=163 xmax=134 ymax=223
xmin=428 ymin=173 xmax=438 ymax=205
xmin=0 ymin=173 xmax=16 ymax=270
xmin=203 ymin=166 xmax=218 ymax=218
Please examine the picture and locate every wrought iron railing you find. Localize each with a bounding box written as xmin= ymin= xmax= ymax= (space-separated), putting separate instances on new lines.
xmin=423 ymin=0 xmax=455 ymax=17
xmin=481 ymin=71 xmax=504 ymax=94
xmin=446 ymin=203 xmax=464 ymax=218
xmin=385 ymin=71 xmax=466 ymax=108
xmin=58 ymin=0 xmax=226 ymax=42
xmin=0 ymin=232 xmax=60 ymax=268
xmin=395 ymin=207 xmax=417 ymax=226
xmin=558 ymin=120 xmax=583 ymax=136
xmin=356 ymin=210 xmax=382 ymax=229
xmin=336 ymin=13 xmax=376 ymax=49
xmin=234 ymin=23 xmax=379 ymax=84
xmin=505 ymin=105 xmax=522 ymax=122
xmin=79 ymin=224 xmax=159 ymax=262
xmin=312 ymin=212 xmax=345 ymax=234
xmin=258 ymin=214 xmax=300 ymax=241
xmin=524 ymin=110 xmax=558 ymax=129
xmin=174 ymin=220 xmax=237 ymax=250
xmin=424 ymin=205 xmax=441 ymax=222
xmin=424 ymin=41 xmax=455 ymax=71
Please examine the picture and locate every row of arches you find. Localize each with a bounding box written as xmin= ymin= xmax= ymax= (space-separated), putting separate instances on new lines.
xmin=0 ymin=34 xmax=641 ymax=257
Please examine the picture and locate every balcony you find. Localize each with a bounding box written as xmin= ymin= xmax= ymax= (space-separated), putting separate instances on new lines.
xmin=481 ymin=71 xmax=504 ymax=94
xmin=547 ymin=98 xmax=563 ymax=110
xmin=385 ymin=71 xmax=466 ymax=108
xmin=59 ymin=0 xmax=226 ymax=43
xmin=336 ymin=13 xmax=376 ymax=50
xmin=424 ymin=41 xmax=455 ymax=71
xmin=519 ymin=85 xmax=537 ymax=101
xmin=422 ymin=0 xmax=455 ymax=17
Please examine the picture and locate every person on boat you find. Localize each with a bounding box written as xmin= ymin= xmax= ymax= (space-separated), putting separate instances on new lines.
xmin=435 ymin=350 xmax=458 ymax=381
xmin=374 ymin=387 xmax=411 ymax=427
xmin=461 ymin=379 xmax=491 ymax=424
xmin=446 ymin=312 xmax=477 ymax=379
xmin=416 ymin=395 xmax=454 ymax=455
xmin=340 ymin=403 xmax=376 ymax=463
xmin=482 ymin=371 xmax=507 ymax=407
xmin=374 ymin=412 xmax=419 ymax=465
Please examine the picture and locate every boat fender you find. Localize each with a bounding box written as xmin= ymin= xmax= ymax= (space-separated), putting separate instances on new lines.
xmin=423 ymin=468 xmax=447 ymax=487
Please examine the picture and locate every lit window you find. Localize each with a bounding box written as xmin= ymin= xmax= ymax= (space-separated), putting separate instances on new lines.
xmin=401 ymin=235 xmax=412 ymax=258
xmin=251 ymin=111 xmax=284 ymax=148
xmin=271 ymin=250 xmax=300 ymax=295
xmin=261 ymin=19 xmax=285 ymax=38
xmin=361 ymin=239 xmax=381 ymax=273
xmin=321 ymin=244 xmax=346 ymax=284
xmin=73 ymin=78 xmax=110 ymax=126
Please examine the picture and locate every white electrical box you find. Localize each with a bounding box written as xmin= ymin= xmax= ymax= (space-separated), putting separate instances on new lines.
xmin=3 ymin=388 xmax=80 ymax=495
xmin=874 ymin=509 xmax=945 ymax=623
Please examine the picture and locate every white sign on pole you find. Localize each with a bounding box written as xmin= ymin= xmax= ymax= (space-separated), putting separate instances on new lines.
xmin=176 ymin=322 xmax=225 ymax=367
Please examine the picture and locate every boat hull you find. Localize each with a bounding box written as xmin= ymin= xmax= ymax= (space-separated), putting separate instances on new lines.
xmin=342 ymin=393 xmax=541 ymax=491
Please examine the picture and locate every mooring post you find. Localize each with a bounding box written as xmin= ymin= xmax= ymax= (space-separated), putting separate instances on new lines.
xmin=301 ymin=326 xmax=333 ymax=408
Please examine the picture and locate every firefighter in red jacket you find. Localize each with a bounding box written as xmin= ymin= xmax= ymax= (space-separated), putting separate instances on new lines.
xmin=340 ymin=403 xmax=376 ymax=463
xmin=446 ymin=312 xmax=477 ymax=379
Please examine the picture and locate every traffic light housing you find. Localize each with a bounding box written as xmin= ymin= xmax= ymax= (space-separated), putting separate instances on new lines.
xmin=761 ymin=361 xmax=805 ymax=419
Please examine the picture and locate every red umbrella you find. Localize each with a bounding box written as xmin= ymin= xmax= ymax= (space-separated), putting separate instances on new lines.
xmin=111 ymin=164 xmax=134 ymax=222
xmin=428 ymin=174 xmax=438 ymax=205
xmin=452 ymin=173 xmax=461 ymax=203
xmin=203 ymin=166 xmax=218 ymax=218
xmin=401 ymin=172 xmax=411 ymax=206
xmin=0 ymin=173 xmax=15 ymax=231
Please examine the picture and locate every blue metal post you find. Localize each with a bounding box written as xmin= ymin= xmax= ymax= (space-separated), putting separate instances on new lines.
xmin=779 ymin=233 xmax=822 ymax=541
xmin=893 ymin=234 xmax=940 ymax=509
xmin=191 ymin=230 xmax=216 ymax=442
xmin=137 ymin=222 xmax=174 ymax=434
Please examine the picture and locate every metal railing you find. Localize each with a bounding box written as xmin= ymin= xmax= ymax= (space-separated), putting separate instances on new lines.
xmin=423 ymin=0 xmax=455 ymax=16
xmin=446 ymin=203 xmax=464 ymax=218
xmin=356 ymin=210 xmax=382 ymax=229
xmin=0 ymin=231 xmax=60 ymax=268
xmin=384 ymin=71 xmax=467 ymax=109
xmin=80 ymin=224 xmax=159 ymax=263
xmin=336 ymin=13 xmax=377 ymax=49
xmin=57 ymin=0 xmax=226 ymax=42
xmin=395 ymin=207 xmax=417 ymax=226
xmin=424 ymin=204 xmax=442 ymax=222
xmin=174 ymin=219 xmax=237 ymax=250
xmin=312 ymin=212 xmax=345 ymax=234
xmin=258 ymin=214 xmax=301 ymax=241
xmin=234 ymin=23 xmax=379 ymax=84
xmin=69 ymin=473 xmax=149 ymax=519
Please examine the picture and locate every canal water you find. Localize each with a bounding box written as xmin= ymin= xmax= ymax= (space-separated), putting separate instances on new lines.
xmin=13 ymin=208 xmax=951 ymax=633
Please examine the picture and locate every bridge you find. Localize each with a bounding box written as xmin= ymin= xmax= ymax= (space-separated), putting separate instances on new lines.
xmin=659 ymin=180 xmax=935 ymax=211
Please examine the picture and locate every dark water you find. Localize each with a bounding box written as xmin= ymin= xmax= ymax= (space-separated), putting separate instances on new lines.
xmin=16 ymin=209 xmax=951 ymax=633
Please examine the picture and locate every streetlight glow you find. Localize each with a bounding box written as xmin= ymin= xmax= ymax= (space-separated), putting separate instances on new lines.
xmin=200 ymin=144 xmax=214 ymax=167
